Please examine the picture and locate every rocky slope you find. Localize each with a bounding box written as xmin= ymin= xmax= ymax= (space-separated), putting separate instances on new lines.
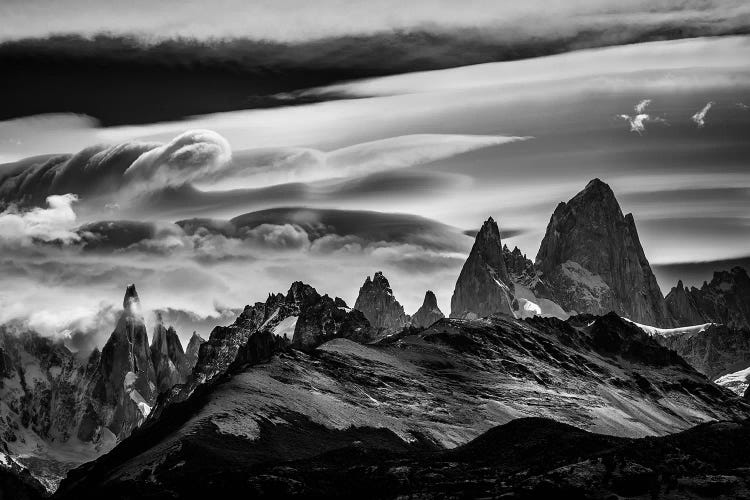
xmin=450 ymin=217 xmax=515 ymax=318
xmin=353 ymin=272 xmax=408 ymax=336
xmin=410 ymin=291 xmax=444 ymax=328
xmin=535 ymin=178 xmax=674 ymax=327
xmin=0 ymin=326 xmax=100 ymax=492
xmin=666 ymin=267 xmax=750 ymax=330
xmin=55 ymin=303 xmax=749 ymax=498
xmin=656 ymin=324 xmax=750 ymax=381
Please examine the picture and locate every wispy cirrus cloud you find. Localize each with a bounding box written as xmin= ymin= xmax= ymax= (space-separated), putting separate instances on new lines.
xmin=691 ymin=101 xmax=715 ymax=127
xmin=617 ymin=99 xmax=667 ymax=134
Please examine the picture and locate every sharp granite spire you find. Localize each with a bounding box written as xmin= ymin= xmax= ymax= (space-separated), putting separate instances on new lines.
xmin=450 ymin=217 xmax=515 ymax=319
xmin=535 ymin=178 xmax=673 ymax=326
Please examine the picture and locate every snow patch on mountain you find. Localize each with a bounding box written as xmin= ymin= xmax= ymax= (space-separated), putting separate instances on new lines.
xmin=513 ymin=283 xmax=570 ymax=320
xmin=624 ymin=319 xmax=714 ymax=338
xmin=272 ymin=315 xmax=298 ymax=339
xmin=715 ymin=367 xmax=750 ymax=396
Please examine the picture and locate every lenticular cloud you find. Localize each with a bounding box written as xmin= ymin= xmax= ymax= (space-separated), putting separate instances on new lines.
xmin=123 ymin=129 xmax=232 ymax=189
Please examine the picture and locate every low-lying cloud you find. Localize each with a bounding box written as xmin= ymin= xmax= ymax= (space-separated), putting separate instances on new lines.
xmin=0 ymin=193 xmax=80 ymax=246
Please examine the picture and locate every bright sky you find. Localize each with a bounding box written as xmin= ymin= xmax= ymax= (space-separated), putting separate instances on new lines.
xmin=1 ymin=35 xmax=749 ymax=349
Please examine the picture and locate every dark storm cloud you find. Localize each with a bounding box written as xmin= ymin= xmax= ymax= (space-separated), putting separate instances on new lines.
xmin=2 ymin=2 xmax=750 ymax=125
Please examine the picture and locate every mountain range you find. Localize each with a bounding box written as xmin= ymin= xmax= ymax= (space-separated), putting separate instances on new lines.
xmin=1 ymin=178 xmax=749 ymax=498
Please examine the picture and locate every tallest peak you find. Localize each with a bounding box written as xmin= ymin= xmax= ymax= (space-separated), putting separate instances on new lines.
xmin=580 ymin=178 xmax=615 ymax=197
xmin=586 ymin=177 xmax=607 ymax=188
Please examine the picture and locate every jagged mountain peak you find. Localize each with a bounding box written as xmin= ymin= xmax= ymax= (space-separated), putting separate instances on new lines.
xmin=476 ymin=216 xmax=502 ymax=244
xmin=412 ymin=290 xmax=445 ymax=328
xmin=667 ymin=265 xmax=750 ymax=330
xmin=423 ymin=290 xmax=438 ymax=308
xmin=535 ymin=180 xmax=672 ymax=326
xmin=286 ymin=281 xmax=321 ymax=305
xmin=367 ymin=271 xmax=393 ymax=294
xmin=354 ymin=272 xmax=406 ymax=334
xmin=580 ymin=177 xmax=615 ymax=198
xmin=123 ymin=283 xmax=141 ymax=315
xmin=450 ymin=215 xmax=514 ymax=319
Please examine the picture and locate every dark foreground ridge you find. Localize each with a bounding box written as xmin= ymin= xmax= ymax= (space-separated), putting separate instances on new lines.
xmin=52 ymin=416 xmax=750 ymax=499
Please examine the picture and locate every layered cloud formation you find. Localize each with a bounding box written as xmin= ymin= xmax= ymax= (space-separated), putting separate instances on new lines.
xmin=0 ymin=131 xmax=524 ymax=215
xmin=1 ymin=34 xmax=748 ymax=351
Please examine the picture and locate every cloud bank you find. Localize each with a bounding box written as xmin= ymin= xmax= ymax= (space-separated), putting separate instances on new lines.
xmin=0 ymin=193 xmax=80 ymax=246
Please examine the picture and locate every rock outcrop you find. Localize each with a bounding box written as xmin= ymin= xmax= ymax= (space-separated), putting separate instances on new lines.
xmin=450 ymin=217 xmax=515 ymax=319
xmin=150 ymin=313 xmax=190 ymax=393
xmin=411 ymin=291 xmax=445 ymax=328
xmin=535 ymin=179 xmax=673 ymax=327
xmin=666 ymin=267 xmax=750 ymax=330
xmin=353 ymin=272 xmax=408 ymax=335
xmin=503 ymin=244 xmax=537 ymax=285
xmin=192 ymin=281 xmax=370 ymax=386
xmin=184 ymin=332 xmax=205 ymax=370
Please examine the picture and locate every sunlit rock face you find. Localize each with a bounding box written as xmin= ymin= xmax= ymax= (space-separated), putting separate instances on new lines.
xmin=450 ymin=217 xmax=515 ymax=319
xmin=353 ymin=272 xmax=408 ymax=335
xmin=535 ymin=179 xmax=673 ymax=327
xmin=411 ymin=290 xmax=445 ymax=328
xmin=666 ymin=267 xmax=750 ymax=330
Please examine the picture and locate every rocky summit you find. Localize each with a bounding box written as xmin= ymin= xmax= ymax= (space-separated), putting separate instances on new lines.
xmin=353 ymin=272 xmax=408 ymax=335
xmin=666 ymin=267 xmax=750 ymax=330
xmin=535 ymin=178 xmax=673 ymax=327
xmin=410 ymin=290 xmax=445 ymax=328
xmin=450 ymin=217 xmax=515 ymax=319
